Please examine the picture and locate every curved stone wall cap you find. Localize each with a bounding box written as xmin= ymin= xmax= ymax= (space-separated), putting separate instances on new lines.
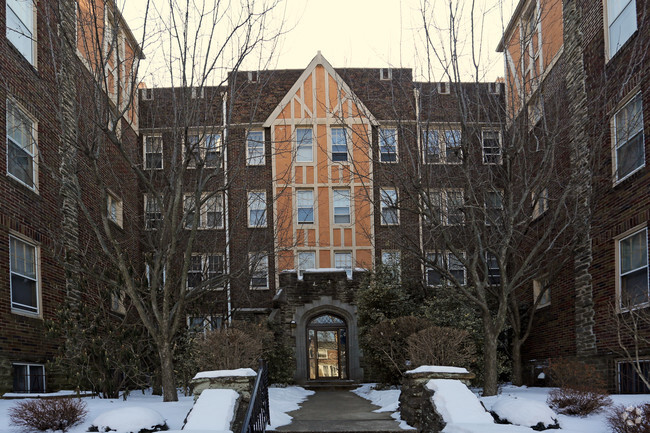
xmin=406 ymin=366 xmax=469 ymax=374
xmin=193 ymin=368 xmax=257 ymax=380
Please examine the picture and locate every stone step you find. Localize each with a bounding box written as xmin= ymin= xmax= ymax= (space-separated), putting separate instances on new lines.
xmin=303 ymin=380 xmax=359 ymax=391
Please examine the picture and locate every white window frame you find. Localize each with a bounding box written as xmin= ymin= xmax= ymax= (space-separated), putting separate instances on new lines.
xmin=144 ymin=194 xmax=162 ymax=230
xmin=379 ymin=127 xmax=398 ymax=163
xmin=183 ymin=194 xmax=197 ymax=229
xmin=6 ymin=0 xmax=36 ymax=66
xmin=427 ymin=189 xmax=464 ymax=225
xmin=331 ymin=127 xmax=349 ymax=162
xmin=482 ymin=129 xmax=502 ymax=164
xmin=485 ymin=190 xmax=504 ymax=226
xmin=612 ymin=93 xmax=645 ymax=183
xmin=9 ymin=235 xmax=39 ymax=316
xmin=296 ymin=190 xmax=315 ymax=224
xmin=249 ymin=253 xmax=269 ymax=289
xmin=380 ymin=188 xmax=399 ymax=226
xmin=203 ymin=193 xmax=224 ymax=229
xmin=107 ymin=190 xmax=123 ymax=227
xmin=248 ymin=191 xmax=267 ymax=228
xmin=617 ymin=226 xmax=649 ymax=310
xmin=533 ymin=278 xmax=551 ymax=308
xmin=422 ymin=128 xmax=462 ymax=164
xmin=334 ymin=251 xmax=353 ymax=279
xmin=297 ymin=251 xmax=316 ymax=278
xmin=6 ymin=99 xmax=37 ymax=191
xmin=605 ymin=0 xmax=638 ymax=59
xmin=187 ymin=253 xmax=225 ymax=291
xmin=381 ymin=250 xmax=401 ymax=281
xmin=380 ymin=68 xmax=392 ymax=80
xmin=296 ymin=127 xmax=313 ymax=163
xmin=12 ymin=363 xmax=45 ymax=393
xmin=185 ymin=131 xmax=223 ymax=168
xmin=333 ymin=188 xmax=351 ymax=224
xmin=187 ymin=315 xmax=222 ymax=334
xmin=426 ymin=251 xmax=466 ymax=287
xmin=144 ymin=135 xmax=163 ymax=170
xmin=486 ymin=252 xmax=501 ymax=286
xmin=246 ymin=130 xmax=265 ymax=166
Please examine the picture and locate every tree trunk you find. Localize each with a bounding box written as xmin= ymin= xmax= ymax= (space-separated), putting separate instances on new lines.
xmin=511 ymin=333 xmax=523 ymax=386
xmin=483 ymin=333 xmax=499 ymax=396
xmin=159 ymin=343 xmax=178 ymax=402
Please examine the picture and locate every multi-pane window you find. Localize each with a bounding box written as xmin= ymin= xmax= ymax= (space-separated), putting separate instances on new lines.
xmin=107 ymin=192 xmax=123 ymax=227
xmin=482 ymin=130 xmax=502 ymax=164
xmin=607 ymin=0 xmax=637 ymax=58
xmin=247 ymin=131 xmax=265 ymax=165
xmin=145 ymin=195 xmax=162 ymax=230
xmin=10 ymin=236 xmax=38 ymax=314
xmin=7 ymin=100 xmax=36 ymax=189
xmin=444 ymin=130 xmax=462 ymax=163
xmin=13 ymin=364 xmax=44 ymax=393
xmin=250 ymin=253 xmax=269 ymax=288
xmin=187 ymin=254 xmax=224 ymax=290
xmin=426 ymin=252 xmax=465 ymax=286
xmin=618 ymin=361 xmax=650 ymax=394
xmin=381 ymin=250 xmax=401 ymax=280
xmin=144 ymin=135 xmax=163 ymax=169
xmin=619 ymin=228 xmax=649 ymax=308
xmin=427 ymin=190 xmax=463 ymax=225
xmin=422 ymin=129 xmax=461 ymax=163
xmin=6 ymin=0 xmax=35 ymax=64
xmin=296 ymin=128 xmax=313 ymax=162
xmin=298 ymin=251 xmax=316 ymax=278
xmin=333 ymin=189 xmax=351 ymax=224
xmin=204 ymin=194 xmax=224 ymax=229
xmin=379 ymin=128 xmax=397 ymax=162
xmin=532 ymin=188 xmax=549 ymax=219
xmin=533 ymin=279 xmax=550 ymax=308
xmin=485 ymin=191 xmax=503 ymax=226
xmin=423 ymin=130 xmax=440 ymax=163
xmin=380 ymin=188 xmax=398 ymax=225
xmin=331 ymin=127 xmax=348 ymax=162
xmin=184 ymin=195 xmax=197 ymax=229
xmin=187 ymin=315 xmax=222 ymax=334
xmin=248 ymin=191 xmax=267 ymax=227
xmin=613 ymin=94 xmax=645 ymax=182
xmin=186 ymin=132 xmax=222 ymax=168
xmin=297 ymin=190 xmax=314 ymax=224
xmin=486 ymin=252 xmax=501 ymax=286
xmin=334 ymin=252 xmax=353 ymax=279
xmin=204 ymin=133 xmax=222 ymax=168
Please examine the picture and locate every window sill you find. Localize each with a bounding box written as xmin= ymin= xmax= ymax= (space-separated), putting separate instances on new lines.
xmin=249 ymin=286 xmax=269 ymax=291
xmin=7 ymin=173 xmax=39 ymax=195
xmin=614 ymin=164 xmax=645 ymax=187
xmin=11 ymin=308 xmax=42 ymax=320
xmin=248 ymin=225 xmax=268 ymax=229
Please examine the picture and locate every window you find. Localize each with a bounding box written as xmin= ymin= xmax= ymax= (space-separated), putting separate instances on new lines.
xmin=533 ymin=279 xmax=550 ymax=308
xmin=426 ymin=190 xmax=463 ymax=225
xmin=184 ymin=195 xmax=197 ymax=229
xmin=333 ymin=189 xmax=351 ymax=224
xmin=380 ymin=68 xmax=392 ymax=80
xmin=426 ymin=252 xmax=465 ymax=286
xmin=6 ymin=0 xmax=35 ymax=64
xmin=618 ymin=228 xmax=649 ymax=308
xmin=247 ymin=131 xmax=265 ymax=165
xmin=296 ymin=128 xmax=313 ymax=162
xmin=298 ymin=251 xmax=316 ymax=278
xmin=250 ymin=253 xmax=269 ymax=288
xmin=191 ymin=87 xmax=204 ymax=99
xmin=381 ymin=251 xmax=401 ymax=281
xmin=7 ymin=100 xmax=36 ymax=189
xmin=10 ymin=236 xmax=38 ymax=314
xmin=438 ymin=82 xmax=450 ymax=94
xmin=248 ymin=191 xmax=267 ymax=227
xmin=486 ymin=252 xmax=501 ymax=285
xmin=444 ymin=130 xmax=462 ymax=163
xmin=422 ymin=129 xmax=461 ymax=164
xmin=618 ymin=360 xmax=650 ymax=393
xmin=482 ymin=130 xmax=502 ymax=164
xmin=528 ymin=94 xmax=543 ymax=127
xmin=144 ymin=135 xmax=163 ymax=169
xmin=379 ymin=128 xmax=397 ymax=162
xmin=107 ymin=191 xmax=123 ymax=227
xmin=334 ymin=252 xmax=353 ymax=279
xmin=186 ymin=132 xmax=222 ymax=168
xmin=296 ymin=190 xmax=314 ymax=224
xmin=145 ymin=195 xmax=162 ymax=230
xmin=13 ymin=364 xmax=44 ymax=393
xmin=613 ymin=93 xmax=645 ymax=182
xmin=187 ymin=254 xmax=224 ymax=290
xmin=187 ymin=315 xmax=222 ymax=334
xmin=204 ymin=194 xmax=224 ymax=229
xmin=380 ymin=188 xmax=398 ymax=225
xmin=607 ymin=0 xmax=637 ymax=58
xmin=422 ymin=130 xmax=440 ymax=163
xmin=532 ymin=188 xmax=549 ymax=219
xmin=331 ymin=127 xmax=348 ymax=162
xmin=485 ymin=190 xmax=503 ymax=226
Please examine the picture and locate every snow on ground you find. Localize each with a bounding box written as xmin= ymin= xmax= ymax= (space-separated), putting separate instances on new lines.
xmin=488 ymin=396 xmax=558 ymax=428
xmin=427 ymin=379 xmax=495 ymax=424
xmin=91 ymin=406 xmax=166 ymax=433
xmin=353 ymin=383 xmax=415 ymax=429
xmin=267 ymin=385 xmax=314 ymax=430
xmin=183 ymin=389 xmax=238 ymax=432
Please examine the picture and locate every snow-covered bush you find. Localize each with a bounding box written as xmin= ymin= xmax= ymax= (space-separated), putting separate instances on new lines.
xmin=407 ymin=326 xmax=475 ymax=369
xmin=607 ymin=404 xmax=650 ymax=433
xmin=88 ymin=407 xmax=167 ymax=433
xmin=9 ymin=398 xmax=87 ymax=432
xmin=489 ymin=396 xmax=559 ymax=430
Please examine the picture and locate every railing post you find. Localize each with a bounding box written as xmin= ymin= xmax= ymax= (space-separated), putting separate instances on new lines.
xmin=240 ymin=359 xmax=270 ymax=433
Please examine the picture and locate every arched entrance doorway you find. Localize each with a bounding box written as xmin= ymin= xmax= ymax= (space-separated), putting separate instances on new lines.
xmin=307 ymin=314 xmax=348 ymax=380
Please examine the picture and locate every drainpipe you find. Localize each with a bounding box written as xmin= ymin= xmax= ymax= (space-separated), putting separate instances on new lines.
xmin=222 ymin=90 xmax=232 ymax=325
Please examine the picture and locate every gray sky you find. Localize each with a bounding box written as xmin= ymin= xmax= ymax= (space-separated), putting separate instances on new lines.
xmin=122 ymin=0 xmax=516 ymax=86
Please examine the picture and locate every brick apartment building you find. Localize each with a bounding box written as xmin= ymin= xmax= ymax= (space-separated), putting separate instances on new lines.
xmin=499 ymin=0 xmax=649 ymax=392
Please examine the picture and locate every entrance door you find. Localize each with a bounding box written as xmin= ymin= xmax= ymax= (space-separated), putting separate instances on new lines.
xmin=307 ymin=314 xmax=348 ymax=380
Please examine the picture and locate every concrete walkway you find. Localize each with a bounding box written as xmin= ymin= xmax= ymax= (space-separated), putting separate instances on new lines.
xmin=274 ymin=389 xmax=404 ymax=432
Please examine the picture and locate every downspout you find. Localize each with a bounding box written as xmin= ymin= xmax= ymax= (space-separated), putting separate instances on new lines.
xmin=414 ymin=87 xmax=424 ymax=277
xmin=222 ymin=90 xmax=232 ymax=325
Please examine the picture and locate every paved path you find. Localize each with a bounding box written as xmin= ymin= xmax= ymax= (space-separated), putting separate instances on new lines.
xmin=274 ymin=389 xmax=403 ymax=432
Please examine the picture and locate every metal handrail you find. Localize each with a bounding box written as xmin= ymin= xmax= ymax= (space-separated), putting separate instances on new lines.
xmin=240 ymin=359 xmax=270 ymax=433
